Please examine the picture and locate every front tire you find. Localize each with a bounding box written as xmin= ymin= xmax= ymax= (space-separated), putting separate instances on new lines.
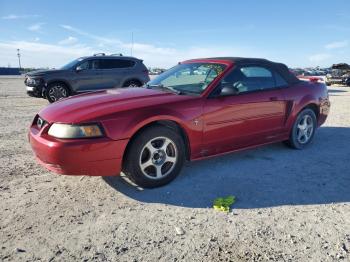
xmin=286 ymin=108 xmax=317 ymax=149
xmin=123 ymin=125 xmax=185 ymax=188
xmin=46 ymin=82 xmax=69 ymax=103
xmin=123 ymin=80 xmax=142 ymax=87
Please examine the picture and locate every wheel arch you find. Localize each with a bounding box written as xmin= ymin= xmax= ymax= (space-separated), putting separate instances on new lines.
xmin=122 ymin=78 xmax=143 ymax=87
xmin=303 ymin=103 xmax=320 ymax=119
xmin=301 ymin=103 xmax=319 ymax=120
xmin=46 ymin=79 xmax=73 ymax=95
xmin=286 ymin=97 xmax=320 ymax=131
xmin=122 ymin=119 xmax=191 ymax=168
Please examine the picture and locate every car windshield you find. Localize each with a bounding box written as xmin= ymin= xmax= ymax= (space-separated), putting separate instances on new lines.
xmin=147 ymin=62 xmax=227 ymax=95
xmin=60 ymin=58 xmax=84 ymax=70
xmin=331 ymin=69 xmax=343 ymax=77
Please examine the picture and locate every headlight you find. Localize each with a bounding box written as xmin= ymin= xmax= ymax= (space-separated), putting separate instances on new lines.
xmin=26 ymin=77 xmax=42 ymax=86
xmin=48 ymin=123 xmax=104 ymax=139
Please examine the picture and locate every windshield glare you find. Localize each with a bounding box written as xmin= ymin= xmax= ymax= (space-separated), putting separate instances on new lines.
xmin=148 ymin=62 xmax=226 ymax=95
xmin=60 ymin=58 xmax=84 ymax=70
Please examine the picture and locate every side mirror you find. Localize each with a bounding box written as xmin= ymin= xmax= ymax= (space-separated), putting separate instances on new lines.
xmin=75 ymin=66 xmax=84 ymax=72
xmin=220 ymin=83 xmax=238 ymax=96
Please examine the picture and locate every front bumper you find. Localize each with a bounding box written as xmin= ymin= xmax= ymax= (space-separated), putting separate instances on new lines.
xmin=29 ymin=121 xmax=129 ymax=176
xmin=24 ymin=78 xmax=45 ymax=98
xmin=26 ymin=86 xmax=44 ymax=98
xmin=24 ymin=76 xmax=46 ymax=97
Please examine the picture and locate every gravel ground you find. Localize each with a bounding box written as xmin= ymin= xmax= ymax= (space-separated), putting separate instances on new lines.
xmin=0 ymin=78 xmax=349 ymax=261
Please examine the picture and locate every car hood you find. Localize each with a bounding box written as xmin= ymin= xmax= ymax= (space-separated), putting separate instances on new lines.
xmin=39 ymin=88 xmax=196 ymax=123
xmin=26 ymin=69 xmax=66 ymax=77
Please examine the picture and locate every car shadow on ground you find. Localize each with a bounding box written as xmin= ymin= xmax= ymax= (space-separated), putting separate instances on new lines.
xmin=103 ymin=127 xmax=350 ymax=209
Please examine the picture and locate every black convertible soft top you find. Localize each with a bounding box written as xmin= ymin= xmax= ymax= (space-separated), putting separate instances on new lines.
xmin=206 ymin=57 xmax=300 ymax=85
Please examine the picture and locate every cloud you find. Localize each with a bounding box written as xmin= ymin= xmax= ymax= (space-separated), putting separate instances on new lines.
xmin=0 ymin=25 xmax=266 ymax=68
xmin=60 ymin=24 xmax=177 ymax=63
xmin=0 ymin=38 xmax=264 ymax=69
xmin=325 ymin=40 xmax=348 ymax=49
xmin=60 ymin=24 xmax=122 ymax=45
xmin=0 ymin=40 xmax=96 ymax=68
xmin=59 ymin=24 xmax=264 ymax=67
xmin=58 ymin=36 xmax=78 ymax=45
xmin=28 ymin=23 xmax=45 ymax=32
xmin=2 ymin=14 xmax=40 ymax=20
xmin=308 ymin=53 xmax=332 ymax=63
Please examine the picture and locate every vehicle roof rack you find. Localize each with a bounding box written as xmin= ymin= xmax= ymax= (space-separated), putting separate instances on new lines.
xmin=111 ymin=53 xmax=123 ymax=56
xmin=93 ymin=53 xmax=106 ymax=56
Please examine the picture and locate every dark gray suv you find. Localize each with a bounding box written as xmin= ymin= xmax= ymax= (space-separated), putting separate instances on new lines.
xmin=25 ymin=53 xmax=150 ymax=102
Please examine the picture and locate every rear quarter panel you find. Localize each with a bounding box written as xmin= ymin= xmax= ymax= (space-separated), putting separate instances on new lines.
xmin=282 ymin=80 xmax=330 ymax=130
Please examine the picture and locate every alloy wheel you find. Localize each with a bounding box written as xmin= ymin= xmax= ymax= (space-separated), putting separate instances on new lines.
xmin=48 ymin=85 xmax=68 ymax=102
xmin=296 ymin=114 xmax=314 ymax=144
xmin=139 ymin=136 xmax=177 ymax=180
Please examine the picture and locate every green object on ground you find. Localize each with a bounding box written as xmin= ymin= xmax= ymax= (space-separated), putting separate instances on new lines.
xmin=213 ymin=196 xmax=236 ymax=212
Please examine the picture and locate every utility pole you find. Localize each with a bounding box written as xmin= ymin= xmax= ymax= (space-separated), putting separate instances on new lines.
xmin=131 ymin=32 xmax=134 ymax=56
xmin=17 ymin=49 xmax=22 ymax=69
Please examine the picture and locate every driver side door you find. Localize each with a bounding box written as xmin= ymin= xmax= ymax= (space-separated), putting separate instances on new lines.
xmin=201 ymin=65 xmax=288 ymax=156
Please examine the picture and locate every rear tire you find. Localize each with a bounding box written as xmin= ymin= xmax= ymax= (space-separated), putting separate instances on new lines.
xmin=46 ymin=82 xmax=69 ymax=103
xmin=123 ymin=125 xmax=185 ymax=188
xmin=123 ymin=80 xmax=142 ymax=87
xmin=285 ymin=109 xmax=317 ymax=149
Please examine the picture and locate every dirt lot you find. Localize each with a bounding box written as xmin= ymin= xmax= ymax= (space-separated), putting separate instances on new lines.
xmin=0 ymin=78 xmax=349 ymax=261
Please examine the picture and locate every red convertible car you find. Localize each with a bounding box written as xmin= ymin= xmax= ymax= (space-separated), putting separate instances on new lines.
xmin=29 ymin=57 xmax=330 ymax=188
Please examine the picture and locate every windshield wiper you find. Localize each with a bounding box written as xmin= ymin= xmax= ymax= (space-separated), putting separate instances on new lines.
xmin=146 ymin=84 xmax=162 ymax=89
xmin=146 ymin=84 xmax=183 ymax=95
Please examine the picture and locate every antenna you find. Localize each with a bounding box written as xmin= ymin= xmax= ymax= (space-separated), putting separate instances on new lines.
xmin=131 ymin=32 xmax=134 ymax=56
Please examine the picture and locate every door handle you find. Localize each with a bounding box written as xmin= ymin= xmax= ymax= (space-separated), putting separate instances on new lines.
xmin=269 ymin=97 xmax=278 ymax=101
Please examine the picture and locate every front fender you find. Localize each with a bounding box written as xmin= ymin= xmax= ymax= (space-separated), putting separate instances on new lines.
xmin=102 ymin=107 xmax=196 ymax=140
xmin=100 ymin=99 xmax=204 ymax=158
xmin=45 ymin=79 xmax=74 ymax=94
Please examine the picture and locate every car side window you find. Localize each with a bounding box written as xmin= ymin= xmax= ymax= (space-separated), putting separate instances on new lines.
xmin=238 ymin=66 xmax=275 ymax=92
xmin=240 ymin=66 xmax=272 ymax=77
xmin=100 ymin=59 xmax=135 ymax=69
xmin=90 ymin=59 xmax=100 ymax=70
xmin=216 ymin=65 xmax=280 ymax=96
xmin=116 ymin=59 xmax=135 ymax=68
xmin=99 ymin=59 xmax=113 ymax=69
xmin=274 ymin=72 xmax=288 ymax=87
xmin=77 ymin=61 xmax=90 ymax=70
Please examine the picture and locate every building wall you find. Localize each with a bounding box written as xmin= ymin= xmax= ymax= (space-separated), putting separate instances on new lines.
xmin=0 ymin=67 xmax=21 ymax=75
